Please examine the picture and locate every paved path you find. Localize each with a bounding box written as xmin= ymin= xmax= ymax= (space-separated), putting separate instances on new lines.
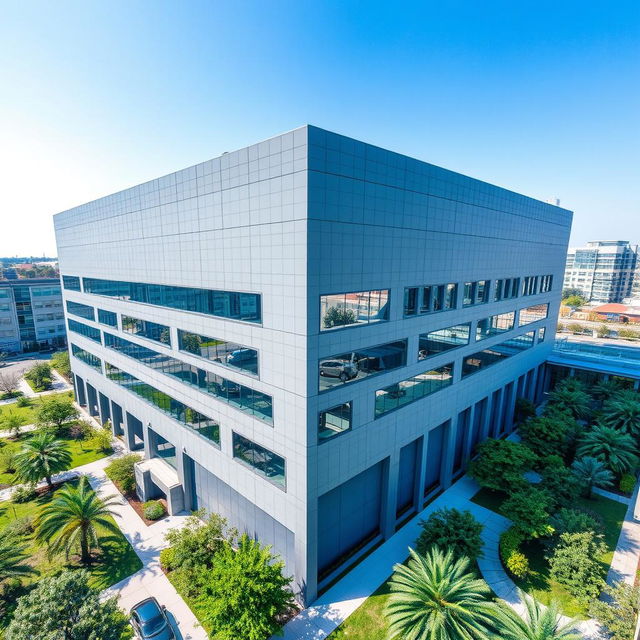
xmin=18 ymin=369 xmax=72 ymax=398
xmin=593 ymin=486 xmax=631 ymax=505
xmin=0 ymin=424 xmax=37 ymax=439
xmin=606 ymin=481 xmax=640 ymax=587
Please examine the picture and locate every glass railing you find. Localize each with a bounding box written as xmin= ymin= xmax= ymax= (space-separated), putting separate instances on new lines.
xmin=553 ymin=339 xmax=640 ymax=365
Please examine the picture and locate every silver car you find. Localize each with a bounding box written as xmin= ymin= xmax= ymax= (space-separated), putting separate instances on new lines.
xmin=319 ymin=359 xmax=358 ymax=382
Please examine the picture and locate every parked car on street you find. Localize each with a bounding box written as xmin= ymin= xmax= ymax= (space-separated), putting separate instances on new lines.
xmin=130 ymin=597 xmax=175 ymax=640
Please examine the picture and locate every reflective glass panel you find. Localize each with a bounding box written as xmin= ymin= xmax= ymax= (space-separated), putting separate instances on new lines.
xmin=476 ymin=312 xmax=515 ymax=341
xmin=62 ymin=275 xmax=81 ymax=291
xmin=71 ymin=343 xmax=102 ymax=370
xmin=418 ymin=323 xmax=470 ymax=359
xmin=68 ymin=319 xmax=101 ymax=343
xmin=97 ymin=309 xmax=118 ymax=327
xmin=320 ymin=289 xmax=390 ymax=330
xmin=122 ymin=315 xmax=171 ymax=345
xmin=177 ymin=329 xmax=258 ymax=375
xmin=232 ymin=432 xmax=286 ymax=489
xmin=66 ymin=300 xmax=95 ymax=321
xmin=518 ymin=304 xmax=549 ymax=327
xmin=319 ymin=403 xmax=352 ymax=441
xmin=462 ymin=331 xmax=535 ymax=378
xmin=319 ymin=340 xmax=407 ymax=391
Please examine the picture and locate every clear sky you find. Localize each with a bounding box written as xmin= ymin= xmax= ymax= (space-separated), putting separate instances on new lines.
xmin=1 ymin=0 xmax=638 ymax=256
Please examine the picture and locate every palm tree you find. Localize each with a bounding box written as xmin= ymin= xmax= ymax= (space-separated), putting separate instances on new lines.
xmin=547 ymin=387 xmax=591 ymax=420
xmin=14 ymin=432 xmax=72 ymax=489
xmin=602 ymin=398 xmax=640 ymax=437
xmin=577 ymin=425 xmax=638 ymax=475
xmin=0 ymin=536 xmax=37 ymax=582
xmin=498 ymin=592 xmax=581 ymax=640
xmin=571 ymin=456 xmax=614 ymax=498
xmin=36 ymin=475 xmax=121 ymax=565
xmin=384 ymin=547 xmax=499 ymax=640
xmin=591 ymin=379 xmax=622 ymax=406
xmin=1 ymin=411 xmax=25 ymax=438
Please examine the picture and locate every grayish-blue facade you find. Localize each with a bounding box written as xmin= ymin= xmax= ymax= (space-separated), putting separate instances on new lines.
xmin=54 ymin=125 xmax=571 ymax=603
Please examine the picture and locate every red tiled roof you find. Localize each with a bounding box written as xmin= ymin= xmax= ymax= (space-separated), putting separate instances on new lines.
xmin=594 ymin=303 xmax=639 ymax=314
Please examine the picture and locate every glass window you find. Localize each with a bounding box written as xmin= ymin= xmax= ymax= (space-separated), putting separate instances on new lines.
xmin=122 ymin=315 xmax=171 ymax=345
xmin=375 ymin=364 xmax=454 ymax=417
xmin=418 ymin=324 xmax=470 ymax=359
xmin=522 ymin=276 xmax=539 ymax=296
xmin=476 ymin=312 xmax=515 ymax=341
xmin=540 ymin=275 xmax=554 ymax=293
xmin=97 ymin=309 xmax=118 ymax=327
xmin=321 ymin=289 xmax=390 ymax=331
xmin=71 ymin=343 xmax=102 ymax=370
xmin=319 ymin=403 xmax=352 ymax=441
xmin=463 ymin=282 xmax=475 ymax=306
xmin=232 ymin=432 xmax=286 ymax=489
xmin=31 ymin=286 xmax=61 ymax=297
xmin=463 ymin=280 xmax=490 ymax=306
xmin=538 ymin=327 xmax=546 ymax=342
xmin=319 ymin=339 xmax=407 ymax=391
xmin=518 ymin=303 xmax=549 ymax=327
xmin=62 ymin=275 xmax=81 ymax=291
xmin=68 ymin=319 xmax=101 ymax=343
xmin=494 ymin=278 xmax=520 ymax=301
xmin=154 ymin=434 xmax=177 ymax=469
xmin=103 ymin=333 xmax=272 ymax=423
xmin=462 ymin=331 xmax=535 ymax=378
xmin=104 ymin=362 xmax=220 ymax=447
xmin=405 ymin=283 xmax=456 ymax=315
xmin=82 ymin=277 xmax=261 ymax=323
xmin=177 ymin=329 xmax=258 ymax=375
xmin=66 ymin=300 xmax=95 ymax=321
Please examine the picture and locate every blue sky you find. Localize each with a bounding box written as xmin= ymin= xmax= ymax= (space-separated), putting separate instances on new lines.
xmin=1 ymin=0 xmax=638 ymax=255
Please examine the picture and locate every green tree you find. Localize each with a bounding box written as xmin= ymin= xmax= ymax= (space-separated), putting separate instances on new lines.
xmin=0 ymin=535 xmax=37 ymax=583
xmin=469 ymin=438 xmax=536 ymax=491
xmin=549 ymin=531 xmax=607 ymax=602
xmin=562 ymin=288 xmax=584 ymax=299
xmin=540 ymin=461 xmax=584 ymax=509
xmin=498 ymin=593 xmax=581 ymax=640
xmin=415 ymin=508 xmax=483 ymax=561
xmin=180 ymin=332 xmax=202 ymax=354
xmin=322 ymin=306 xmax=356 ymax=329
xmin=14 ymin=432 xmax=72 ymax=489
xmin=384 ymin=547 xmax=499 ymax=640
xmin=4 ymin=570 xmax=130 ymax=640
xmin=590 ymin=582 xmax=640 ymax=640
xmin=88 ymin=427 xmax=113 ymax=453
xmin=519 ymin=415 xmax=572 ymax=459
xmin=36 ymin=396 xmax=79 ymax=433
xmin=36 ymin=476 xmax=121 ymax=565
xmin=577 ymin=425 xmax=638 ymax=474
xmin=50 ymin=350 xmax=71 ymax=378
xmin=1 ymin=410 xmax=25 ymax=438
xmin=549 ymin=508 xmax=603 ymax=537
xmin=547 ymin=387 xmax=591 ymax=420
xmin=571 ymin=456 xmax=614 ymax=498
xmin=591 ymin=379 xmax=623 ymax=407
xmin=562 ymin=295 xmax=587 ymax=307
xmin=515 ymin=397 xmax=537 ymax=423
xmin=602 ymin=397 xmax=640 ymax=437
xmin=500 ymin=486 xmax=553 ymax=538
xmin=197 ymin=534 xmax=293 ymax=640
xmin=24 ymin=362 xmax=52 ymax=391
xmin=105 ymin=453 xmax=142 ymax=493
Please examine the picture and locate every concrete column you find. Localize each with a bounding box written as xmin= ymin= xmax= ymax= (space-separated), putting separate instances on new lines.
xmin=462 ymin=404 xmax=477 ymax=464
xmin=506 ymin=382 xmax=518 ymax=433
xmin=478 ymin=395 xmax=492 ymax=443
xmin=529 ymin=367 xmax=539 ymax=402
xmin=123 ymin=412 xmax=137 ymax=452
xmin=143 ymin=422 xmax=153 ymax=459
xmin=441 ymin=420 xmax=456 ymax=489
xmin=413 ymin=435 xmax=427 ymax=512
xmin=381 ymin=454 xmax=398 ymax=540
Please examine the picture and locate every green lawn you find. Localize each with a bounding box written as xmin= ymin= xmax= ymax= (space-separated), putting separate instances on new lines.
xmin=0 ymin=391 xmax=74 ymax=425
xmin=0 ymin=429 xmax=107 ymax=486
xmin=471 ymin=487 xmax=627 ymax=618
xmin=0 ymin=480 xmax=142 ymax=631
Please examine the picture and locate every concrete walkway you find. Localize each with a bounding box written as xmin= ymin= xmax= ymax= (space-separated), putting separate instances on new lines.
xmin=0 ymin=423 xmax=37 ymax=439
xmin=606 ymin=481 xmax=640 ymax=587
xmin=18 ymin=369 xmax=73 ymax=399
xmin=593 ymin=486 xmax=631 ymax=505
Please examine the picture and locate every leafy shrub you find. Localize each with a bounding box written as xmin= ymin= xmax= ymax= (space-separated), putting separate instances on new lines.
xmin=469 ymin=439 xmax=536 ymax=492
xmin=143 ymin=500 xmax=166 ymax=520
xmin=590 ymin=582 xmax=640 ymax=640
xmin=500 ymin=486 xmax=553 ymax=538
xmin=25 ymin=362 xmax=52 ymax=391
xmin=549 ymin=508 xmax=603 ymax=537
xmin=4 ymin=515 xmax=35 ymax=537
xmin=16 ymin=396 xmax=30 ymax=408
xmin=540 ymin=462 xmax=584 ymax=509
xmin=159 ymin=547 xmax=176 ymax=571
xmin=0 ymin=448 xmax=17 ymax=473
xmin=36 ymin=396 xmax=79 ymax=433
xmin=164 ymin=509 xmax=236 ymax=572
xmin=1 ymin=391 xmax=23 ymax=400
xmin=105 ymin=453 xmax=141 ymax=493
xmin=50 ymin=350 xmax=71 ymax=378
xmin=619 ymin=473 xmax=635 ymax=494
xmin=415 ymin=508 xmax=483 ymax=561
xmin=618 ymin=328 xmax=640 ymax=341
xmin=499 ymin=526 xmax=529 ymax=578
xmin=548 ymin=531 xmax=607 ymax=602
xmin=520 ymin=416 xmax=573 ymax=461
xmin=89 ymin=427 xmax=113 ymax=453
xmin=11 ymin=485 xmax=37 ymax=503
xmin=515 ymin=397 xmax=536 ymax=423
xmin=68 ymin=420 xmax=94 ymax=440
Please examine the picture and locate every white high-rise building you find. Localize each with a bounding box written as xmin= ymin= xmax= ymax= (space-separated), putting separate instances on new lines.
xmin=563 ymin=240 xmax=638 ymax=303
xmin=54 ymin=125 xmax=570 ymax=603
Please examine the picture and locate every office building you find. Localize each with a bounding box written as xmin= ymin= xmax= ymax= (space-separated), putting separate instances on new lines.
xmin=54 ymin=125 xmax=570 ymax=603
xmin=0 ymin=278 xmax=66 ymax=354
xmin=563 ymin=240 xmax=638 ymax=304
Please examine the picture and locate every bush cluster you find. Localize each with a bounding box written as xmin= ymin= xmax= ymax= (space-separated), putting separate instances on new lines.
xmin=105 ymin=453 xmax=141 ymax=493
xmin=11 ymin=485 xmax=37 ymax=503
xmin=416 ymin=508 xmax=483 ymax=561
xmin=143 ymin=500 xmax=166 ymax=521
xmin=499 ymin=527 xmax=529 ymax=578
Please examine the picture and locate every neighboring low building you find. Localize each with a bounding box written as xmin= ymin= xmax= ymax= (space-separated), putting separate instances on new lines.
xmin=0 ymin=278 xmax=67 ymax=354
xmin=54 ymin=125 xmax=570 ymax=603
xmin=591 ymin=303 xmax=640 ymax=324
xmin=563 ymin=240 xmax=638 ymax=303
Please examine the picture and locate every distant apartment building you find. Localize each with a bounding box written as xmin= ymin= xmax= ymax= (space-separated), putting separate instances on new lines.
xmin=563 ymin=241 xmax=638 ymax=304
xmin=54 ymin=125 xmax=570 ymax=603
xmin=0 ymin=278 xmax=66 ymax=354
